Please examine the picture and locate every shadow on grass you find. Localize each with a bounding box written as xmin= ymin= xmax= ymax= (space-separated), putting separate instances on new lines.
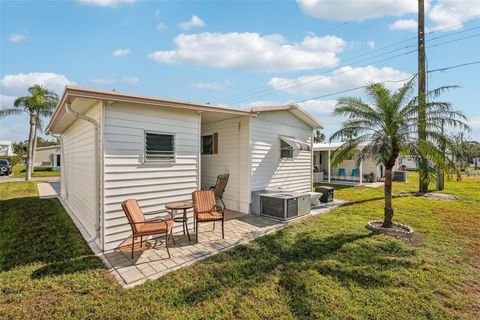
xmin=176 ymin=228 xmax=417 ymax=315
xmin=0 ymin=197 xmax=95 ymax=272
xmin=31 ymin=256 xmax=104 ymax=279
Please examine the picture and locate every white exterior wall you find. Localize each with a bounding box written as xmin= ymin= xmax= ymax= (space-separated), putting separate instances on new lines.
xmin=61 ymin=102 xmax=101 ymax=247
xmin=103 ymin=103 xmax=200 ymax=250
xmin=201 ymin=116 xmax=250 ymax=213
xmin=250 ymin=111 xmax=313 ymax=193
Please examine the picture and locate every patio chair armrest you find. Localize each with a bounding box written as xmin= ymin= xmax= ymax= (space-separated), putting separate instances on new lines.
xmin=144 ymin=217 xmax=170 ymax=229
xmin=212 ymin=205 xmax=224 ymax=214
xmin=143 ymin=209 xmax=171 ymax=215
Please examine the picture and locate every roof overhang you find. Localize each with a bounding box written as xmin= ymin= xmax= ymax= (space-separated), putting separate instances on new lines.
xmin=46 ymin=86 xmax=254 ymax=134
xmin=251 ymin=104 xmax=323 ymax=129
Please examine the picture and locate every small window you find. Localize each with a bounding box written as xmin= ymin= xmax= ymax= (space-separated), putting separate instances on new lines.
xmin=280 ymin=140 xmax=293 ymax=159
xmin=319 ymin=153 xmax=323 ymax=164
xmin=202 ymin=132 xmax=218 ymax=155
xmin=144 ymin=132 xmax=175 ymax=162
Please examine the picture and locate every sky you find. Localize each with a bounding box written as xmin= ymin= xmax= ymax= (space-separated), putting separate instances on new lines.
xmin=1 ymin=0 xmax=480 ymax=143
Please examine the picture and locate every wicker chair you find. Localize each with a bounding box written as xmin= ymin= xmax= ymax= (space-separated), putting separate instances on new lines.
xmin=121 ymin=199 xmax=175 ymax=259
xmin=192 ymin=190 xmax=225 ymax=243
xmin=209 ymin=173 xmax=230 ymax=209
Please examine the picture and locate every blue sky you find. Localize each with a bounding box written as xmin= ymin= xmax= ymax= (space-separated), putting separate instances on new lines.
xmin=1 ymin=0 xmax=479 ymax=142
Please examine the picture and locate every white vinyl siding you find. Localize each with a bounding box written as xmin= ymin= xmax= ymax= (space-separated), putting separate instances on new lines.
xmin=102 ymin=103 xmax=199 ymax=250
xmin=250 ymin=111 xmax=312 ymax=193
xmin=61 ymin=102 xmax=101 ymax=246
xmin=201 ymin=117 xmax=250 ymax=213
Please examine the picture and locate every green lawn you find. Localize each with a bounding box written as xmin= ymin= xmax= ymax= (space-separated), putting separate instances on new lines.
xmin=0 ymin=174 xmax=479 ymax=319
xmin=11 ymin=164 xmax=60 ymax=178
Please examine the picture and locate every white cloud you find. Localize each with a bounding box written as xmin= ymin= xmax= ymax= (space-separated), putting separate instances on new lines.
xmin=367 ymin=41 xmax=375 ymax=49
xmin=469 ymin=116 xmax=480 ymax=129
xmin=0 ymin=72 xmax=74 ymax=96
xmin=111 ymin=49 xmax=131 ymax=56
xmin=149 ymin=32 xmax=344 ymax=72
xmin=0 ymin=94 xmax=17 ymax=107
xmin=268 ymin=65 xmax=411 ymax=95
xmin=389 ymin=19 xmax=418 ymax=31
xmin=299 ymin=99 xmax=337 ymax=116
xmin=156 ymin=22 xmax=167 ymax=31
xmin=0 ymin=123 xmax=28 ymax=142
xmin=192 ymin=80 xmax=230 ymax=90
xmin=154 ymin=9 xmax=160 ymax=18
xmin=300 ymin=34 xmax=346 ymax=53
xmin=123 ymin=76 xmax=139 ymax=85
xmin=9 ymin=33 xmax=27 ymax=43
xmin=76 ymin=0 xmax=135 ymax=8
xmin=90 ymin=78 xmax=115 ymax=85
xmin=179 ymin=15 xmax=206 ymax=31
xmin=428 ymin=0 xmax=480 ymax=31
xmin=297 ymin=0 xmax=417 ymax=22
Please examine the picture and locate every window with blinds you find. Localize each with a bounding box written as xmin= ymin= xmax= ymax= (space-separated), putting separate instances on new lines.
xmin=144 ymin=131 xmax=175 ymax=162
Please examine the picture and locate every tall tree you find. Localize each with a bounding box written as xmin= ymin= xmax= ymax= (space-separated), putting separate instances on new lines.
xmin=331 ymin=81 xmax=467 ymax=228
xmin=0 ymin=85 xmax=58 ymax=180
xmin=313 ymin=129 xmax=326 ymax=143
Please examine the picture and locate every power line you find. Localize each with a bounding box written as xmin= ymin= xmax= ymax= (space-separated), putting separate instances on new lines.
xmin=291 ymin=60 xmax=480 ymax=104
xmin=223 ymin=32 xmax=480 ymax=105
xmin=220 ymin=19 xmax=480 ymax=105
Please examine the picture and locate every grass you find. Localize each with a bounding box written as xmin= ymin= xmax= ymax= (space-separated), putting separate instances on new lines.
xmin=0 ymin=174 xmax=479 ymax=319
xmin=11 ymin=164 xmax=60 ymax=178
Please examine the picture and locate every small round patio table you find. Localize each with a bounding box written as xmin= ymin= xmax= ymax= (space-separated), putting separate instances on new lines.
xmin=165 ymin=201 xmax=193 ymax=242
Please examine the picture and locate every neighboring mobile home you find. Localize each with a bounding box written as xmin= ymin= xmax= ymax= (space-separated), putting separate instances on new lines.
xmin=313 ymin=142 xmax=385 ymax=184
xmin=27 ymin=145 xmax=61 ymax=170
xmin=46 ymin=86 xmax=321 ymax=251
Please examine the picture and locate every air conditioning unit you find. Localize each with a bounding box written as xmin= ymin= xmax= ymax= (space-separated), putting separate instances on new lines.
xmin=260 ymin=193 xmax=310 ymax=221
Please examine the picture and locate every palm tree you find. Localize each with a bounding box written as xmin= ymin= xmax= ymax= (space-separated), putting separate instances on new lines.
xmin=330 ymin=81 xmax=468 ymax=228
xmin=0 ymin=85 xmax=58 ymax=180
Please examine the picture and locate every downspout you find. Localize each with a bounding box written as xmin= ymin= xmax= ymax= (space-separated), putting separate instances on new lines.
xmin=65 ymin=102 xmax=102 ymax=246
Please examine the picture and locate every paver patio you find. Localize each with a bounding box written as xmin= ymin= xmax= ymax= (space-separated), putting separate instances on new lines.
xmin=35 ymin=182 xmax=342 ymax=288
xmin=101 ymin=203 xmax=342 ymax=287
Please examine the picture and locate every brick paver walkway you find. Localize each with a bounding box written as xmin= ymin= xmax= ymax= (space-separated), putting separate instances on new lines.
xmin=102 ymin=211 xmax=286 ymax=287
xmin=101 ymin=201 xmax=343 ymax=288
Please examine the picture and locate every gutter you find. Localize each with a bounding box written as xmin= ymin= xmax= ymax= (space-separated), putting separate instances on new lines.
xmin=65 ymin=102 xmax=103 ymax=247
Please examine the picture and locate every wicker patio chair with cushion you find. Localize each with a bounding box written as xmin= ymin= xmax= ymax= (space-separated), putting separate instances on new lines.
xmin=121 ymin=199 xmax=175 ymax=259
xmin=192 ymin=190 xmax=225 ymax=243
xmin=209 ymin=173 xmax=230 ymax=209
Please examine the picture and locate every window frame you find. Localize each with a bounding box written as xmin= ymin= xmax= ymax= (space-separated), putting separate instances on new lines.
xmin=143 ymin=130 xmax=176 ymax=163
xmin=280 ymin=139 xmax=294 ymax=159
xmin=201 ymin=132 xmax=218 ymax=155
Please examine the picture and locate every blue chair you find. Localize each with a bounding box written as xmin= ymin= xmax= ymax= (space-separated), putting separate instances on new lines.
xmin=338 ymin=168 xmax=346 ymax=176
xmin=351 ymin=168 xmax=359 ymax=177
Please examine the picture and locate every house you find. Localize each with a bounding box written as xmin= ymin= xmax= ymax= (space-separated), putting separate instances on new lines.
xmin=0 ymin=140 xmax=14 ymax=156
xmin=46 ymin=86 xmax=321 ymax=251
xmin=396 ymin=155 xmax=418 ymax=171
xmin=29 ymin=145 xmax=61 ymax=170
xmin=313 ymin=142 xmax=385 ymax=184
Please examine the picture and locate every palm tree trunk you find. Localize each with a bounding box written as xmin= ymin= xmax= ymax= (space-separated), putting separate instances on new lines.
xmin=32 ymin=128 xmax=38 ymax=173
xmin=25 ymin=114 xmax=36 ymax=181
xmin=382 ymin=166 xmax=394 ymax=228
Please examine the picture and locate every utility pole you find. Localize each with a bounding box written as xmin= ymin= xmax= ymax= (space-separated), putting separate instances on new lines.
xmin=418 ymin=0 xmax=429 ymax=193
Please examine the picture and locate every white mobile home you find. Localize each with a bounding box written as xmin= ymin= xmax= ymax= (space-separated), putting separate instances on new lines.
xmin=46 ymin=86 xmax=321 ymax=251
xmin=313 ymin=142 xmax=385 ymax=184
